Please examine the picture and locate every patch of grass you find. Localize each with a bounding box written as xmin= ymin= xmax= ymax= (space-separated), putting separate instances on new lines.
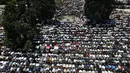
xmin=55 ymin=0 xmax=63 ymax=4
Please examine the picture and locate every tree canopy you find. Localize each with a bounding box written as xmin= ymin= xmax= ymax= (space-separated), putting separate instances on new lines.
xmin=32 ymin=0 xmax=56 ymax=21
xmin=84 ymin=0 xmax=116 ymax=24
xmin=2 ymin=0 xmax=56 ymax=51
xmin=0 ymin=0 xmax=16 ymax=5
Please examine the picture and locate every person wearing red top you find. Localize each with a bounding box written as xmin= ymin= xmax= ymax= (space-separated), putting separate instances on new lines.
xmin=46 ymin=45 xmax=51 ymax=49
xmin=45 ymin=44 xmax=51 ymax=52
xmin=120 ymin=66 xmax=124 ymax=70
xmin=85 ymin=54 xmax=89 ymax=57
xmin=76 ymin=69 xmax=78 ymax=73
xmin=75 ymin=42 xmax=78 ymax=45
xmin=75 ymin=42 xmax=79 ymax=48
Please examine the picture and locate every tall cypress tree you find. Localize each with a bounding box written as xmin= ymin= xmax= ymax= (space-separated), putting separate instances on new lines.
xmin=2 ymin=0 xmax=56 ymax=51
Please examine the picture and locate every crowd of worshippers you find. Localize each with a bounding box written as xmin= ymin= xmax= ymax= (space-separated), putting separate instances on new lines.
xmin=55 ymin=0 xmax=85 ymax=17
xmin=1 ymin=8 xmax=130 ymax=73
xmin=0 ymin=48 xmax=130 ymax=73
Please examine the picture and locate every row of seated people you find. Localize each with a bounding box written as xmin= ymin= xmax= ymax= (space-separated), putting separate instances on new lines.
xmin=0 ymin=49 xmax=130 ymax=73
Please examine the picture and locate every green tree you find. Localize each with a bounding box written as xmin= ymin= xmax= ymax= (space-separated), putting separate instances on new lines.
xmin=32 ymin=0 xmax=56 ymax=21
xmin=24 ymin=40 xmax=32 ymax=51
xmin=84 ymin=0 xmax=116 ymax=24
xmin=2 ymin=4 xmax=34 ymax=50
xmin=0 ymin=0 xmax=16 ymax=5
xmin=2 ymin=0 xmax=56 ymax=51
